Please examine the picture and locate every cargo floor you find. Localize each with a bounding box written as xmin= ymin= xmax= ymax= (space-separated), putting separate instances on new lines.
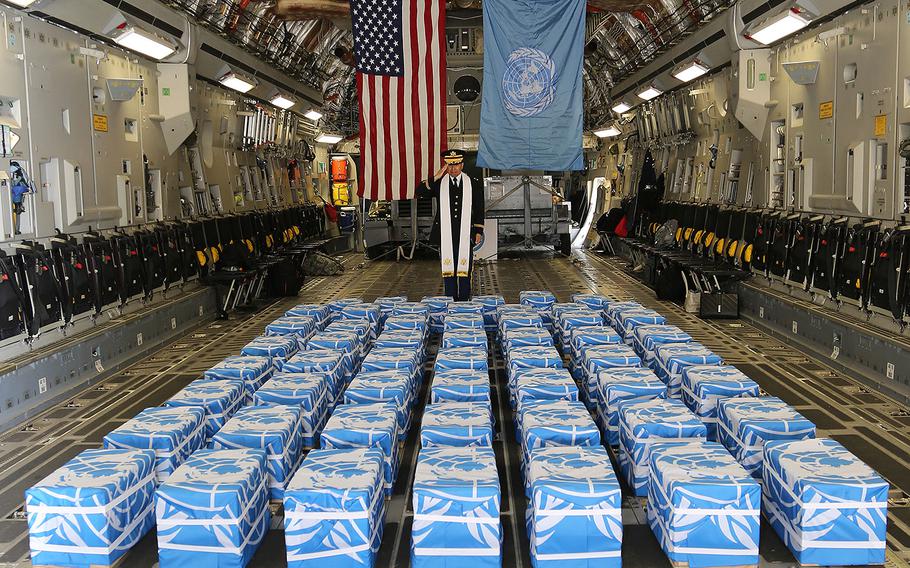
xmin=2 ymin=252 xmax=909 ymax=567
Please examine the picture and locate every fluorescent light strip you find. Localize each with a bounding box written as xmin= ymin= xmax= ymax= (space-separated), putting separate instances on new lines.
xmin=750 ymin=9 xmax=811 ymax=45
xmin=7 ymin=0 xmax=38 ymax=6
xmin=672 ymin=61 xmax=710 ymax=83
xmin=611 ymin=102 xmax=632 ymax=114
xmin=113 ymin=26 xmax=176 ymax=61
xmin=220 ymin=72 xmax=257 ymax=94
xmin=316 ymin=134 xmax=343 ymax=144
xmin=637 ymin=86 xmax=662 ymax=101
xmin=594 ymin=126 xmax=621 ymax=138
xmin=270 ymin=95 xmax=296 ymax=110
xmin=304 ymin=110 xmax=324 ymax=121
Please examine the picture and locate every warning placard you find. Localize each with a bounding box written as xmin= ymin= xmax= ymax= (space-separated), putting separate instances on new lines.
xmin=92 ymin=114 xmax=109 ymax=132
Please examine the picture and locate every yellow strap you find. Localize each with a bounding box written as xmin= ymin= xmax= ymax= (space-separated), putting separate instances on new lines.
xmin=210 ymin=247 xmax=220 ymax=263
xmin=293 ymin=226 xmax=301 ymax=236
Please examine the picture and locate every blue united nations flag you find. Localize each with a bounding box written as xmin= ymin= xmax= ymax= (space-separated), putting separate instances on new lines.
xmin=477 ymin=0 xmax=586 ymax=171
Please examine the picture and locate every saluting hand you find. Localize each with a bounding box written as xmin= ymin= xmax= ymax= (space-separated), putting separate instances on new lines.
xmin=434 ymin=165 xmax=447 ymax=180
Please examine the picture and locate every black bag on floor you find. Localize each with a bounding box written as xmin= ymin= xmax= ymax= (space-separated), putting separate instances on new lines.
xmin=699 ymin=292 xmax=739 ymax=319
xmin=266 ymin=256 xmax=303 ymax=297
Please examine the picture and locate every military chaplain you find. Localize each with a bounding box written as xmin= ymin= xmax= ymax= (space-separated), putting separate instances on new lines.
xmin=418 ymin=149 xmax=486 ymax=301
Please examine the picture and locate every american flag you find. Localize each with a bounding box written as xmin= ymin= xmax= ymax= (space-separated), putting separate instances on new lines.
xmin=351 ymin=0 xmax=448 ymax=201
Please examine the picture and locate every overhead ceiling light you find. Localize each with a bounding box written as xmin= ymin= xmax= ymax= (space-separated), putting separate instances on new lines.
xmin=611 ymin=102 xmax=632 ymax=114
xmin=315 ymin=133 xmax=343 ymax=144
xmin=636 ymin=86 xmax=662 ymax=101
xmin=270 ymin=94 xmax=296 ymax=110
xmin=110 ymin=23 xmax=177 ymax=61
xmin=304 ymin=109 xmax=324 ymax=121
xmin=748 ymin=8 xmax=812 ymax=45
xmin=219 ymin=71 xmax=257 ymax=94
xmin=6 ymin=0 xmax=39 ymax=6
xmin=672 ymin=59 xmax=710 ymax=83
xmin=593 ymin=125 xmax=621 ymax=138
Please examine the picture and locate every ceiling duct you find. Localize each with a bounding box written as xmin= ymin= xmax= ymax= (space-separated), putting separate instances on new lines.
xmin=274 ymin=0 xmax=350 ymax=19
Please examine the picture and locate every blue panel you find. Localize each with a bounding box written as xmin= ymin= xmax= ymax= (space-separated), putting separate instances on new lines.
xmin=241 ymin=335 xmax=299 ymax=371
xmin=654 ymin=342 xmax=723 ymax=398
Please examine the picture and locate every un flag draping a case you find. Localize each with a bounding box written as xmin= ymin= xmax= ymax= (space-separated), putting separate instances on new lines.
xmin=477 ymin=0 xmax=586 ymax=171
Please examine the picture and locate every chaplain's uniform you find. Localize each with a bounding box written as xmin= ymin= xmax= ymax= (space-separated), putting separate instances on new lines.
xmin=417 ymin=150 xmax=485 ymax=301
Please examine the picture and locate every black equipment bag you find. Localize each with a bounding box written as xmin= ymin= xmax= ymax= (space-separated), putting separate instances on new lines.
xmin=112 ymin=234 xmax=145 ymax=301
xmin=786 ymin=217 xmax=812 ymax=289
xmin=17 ymin=246 xmax=62 ymax=334
xmin=811 ymin=221 xmax=842 ymax=298
xmin=160 ymin=225 xmax=183 ymax=286
xmin=699 ymin=292 xmax=740 ymax=319
xmin=751 ymin=214 xmax=774 ymax=274
xmin=179 ymin=222 xmax=201 ymax=280
xmin=51 ymin=237 xmax=95 ymax=320
xmin=266 ymin=255 xmax=304 ymax=297
xmin=138 ymin=229 xmax=165 ymax=294
xmin=85 ymin=236 xmax=120 ymax=309
xmin=837 ymin=223 xmax=877 ymax=303
xmin=768 ymin=216 xmax=791 ymax=278
xmin=867 ymin=228 xmax=909 ymax=319
xmin=0 ymin=253 xmax=26 ymax=340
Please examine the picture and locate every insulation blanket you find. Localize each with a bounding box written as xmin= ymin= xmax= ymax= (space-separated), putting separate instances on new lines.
xmin=411 ymin=446 xmax=501 ymax=567
xmin=155 ymin=449 xmax=270 ymax=567
xmin=343 ymin=371 xmax=413 ymax=439
xmin=254 ymin=373 xmax=329 ymax=448
xmin=25 ymin=449 xmax=156 ymax=567
xmin=595 ymin=367 xmax=666 ymax=446
xmin=321 ymin=403 xmax=400 ymax=493
xmin=655 ymin=343 xmax=723 ymax=398
xmin=763 ymin=438 xmax=888 ymax=566
xmin=631 ymin=324 xmax=692 ymax=368
xmin=240 ymin=335 xmax=299 ymax=370
xmin=284 ymin=448 xmax=386 ymax=568
xmin=420 ymin=402 xmax=494 ymax=448
xmin=210 ymin=405 xmax=303 ymax=499
xmin=204 ymin=355 xmax=274 ymax=405
xmin=527 ymin=446 xmax=622 ymax=567
xmin=165 ymin=379 xmax=244 ymax=442
xmin=103 ymin=406 xmax=206 ymax=484
xmin=282 ymin=350 xmax=346 ymax=407
xmin=717 ymin=397 xmax=816 ymax=478
xmin=647 ymin=442 xmax=760 ymax=568
xmin=681 ymin=365 xmax=760 ymax=440
xmin=618 ymin=398 xmax=707 ymax=496
xmin=431 ymin=370 xmax=491 ymax=404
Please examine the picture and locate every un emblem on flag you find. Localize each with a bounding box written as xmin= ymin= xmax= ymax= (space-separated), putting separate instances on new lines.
xmin=502 ymin=47 xmax=557 ymax=117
